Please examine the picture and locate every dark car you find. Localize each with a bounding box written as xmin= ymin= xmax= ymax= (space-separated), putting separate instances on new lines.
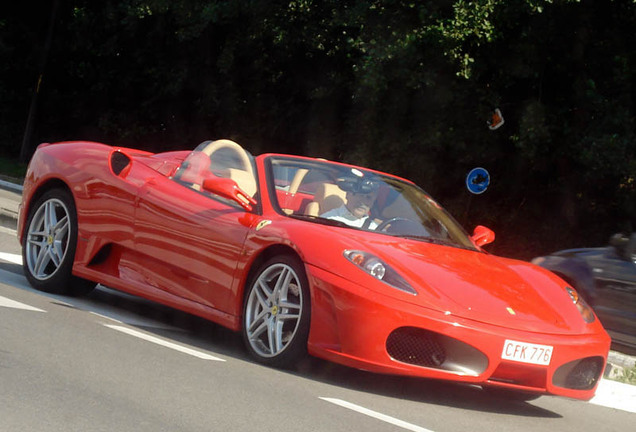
xmin=533 ymin=233 xmax=636 ymax=354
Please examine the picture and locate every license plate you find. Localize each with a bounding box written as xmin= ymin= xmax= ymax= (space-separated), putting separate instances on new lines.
xmin=501 ymin=340 xmax=553 ymax=365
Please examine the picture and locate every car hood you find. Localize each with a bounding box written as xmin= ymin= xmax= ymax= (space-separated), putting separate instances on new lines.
xmin=304 ymin=228 xmax=592 ymax=335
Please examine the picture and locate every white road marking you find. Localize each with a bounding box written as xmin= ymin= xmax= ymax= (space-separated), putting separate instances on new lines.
xmin=0 ymin=294 xmax=45 ymax=312
xmin=320 ymin=397 xmax=435 ymax=432
xmin=90 ymin=311 xmax=123 ymax=323
xmin=104 ymin=324 xmax=225 ymax=361
xmin=0 ymin=252 xmax=22 ymax=265
xmin=590 ymin=378 xmax=636 ymax=414
xmin=87 ymin=288 xmax=187 ymax=331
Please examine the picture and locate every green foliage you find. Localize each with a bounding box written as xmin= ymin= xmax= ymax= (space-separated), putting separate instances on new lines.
xmin=1 ymin=0 xmax=635 ymax=258
xmin=0 ymin=156 xmax=27 ymax=181
xmin=612 ymin=364 xmax=636 ymax=385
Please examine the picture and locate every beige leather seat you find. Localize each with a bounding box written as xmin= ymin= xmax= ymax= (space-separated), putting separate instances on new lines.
xmin=201 ymin=139 xmax=257 ymax=198
xmin=305 ymin=183 xmax=347 ymax=216
xmin=227 ymin=168 xmax=257 ymax=197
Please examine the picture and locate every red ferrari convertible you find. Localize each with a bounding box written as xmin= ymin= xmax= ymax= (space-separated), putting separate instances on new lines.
xmin=18 ymin=139 xmax=610 ymax=401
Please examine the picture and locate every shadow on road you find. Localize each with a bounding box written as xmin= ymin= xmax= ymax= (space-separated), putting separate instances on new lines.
xmin=1 ymin=268 xmax=563 ymax=419
xmin=0 ymin=261 xmax=22 ymax=275
xmin=70 ymin=285 xmax=563 ymax=419
xmin=295 ymin=357 xmax=561 ymax=418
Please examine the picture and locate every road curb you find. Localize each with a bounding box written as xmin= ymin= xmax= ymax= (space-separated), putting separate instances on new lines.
xmin=0 ymin=178 xmax=22 ymax=231
xmin=0 ymin=211 xmax=17 ymax=231
xmin=604 ymin=350 xmax=636 ymax=384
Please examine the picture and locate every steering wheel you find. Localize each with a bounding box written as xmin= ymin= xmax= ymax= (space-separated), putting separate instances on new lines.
xmin=200 ymin=139 xmax=255 ymax=178
xmin=376 ymin=217 xmax=412 ymax=232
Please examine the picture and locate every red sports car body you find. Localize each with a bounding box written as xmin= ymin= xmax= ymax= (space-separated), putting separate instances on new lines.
xmin=18 ymin=139 xmax=610 ymax=401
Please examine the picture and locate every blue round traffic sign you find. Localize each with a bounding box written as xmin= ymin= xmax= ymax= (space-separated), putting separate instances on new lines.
xmin=466 ymin=167 xmax=490 ymax=194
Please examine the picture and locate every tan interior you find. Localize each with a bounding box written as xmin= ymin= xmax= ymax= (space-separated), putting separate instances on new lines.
xmin=305 ymin=183 xmax=347 ymax=216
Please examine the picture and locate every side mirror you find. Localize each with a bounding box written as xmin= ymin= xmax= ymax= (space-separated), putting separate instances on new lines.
xmin=609 ymin=233 xmax=628 ymax=248
xmin=609 ymin=233 xmax=636 ymax=260
xmin=202 ymin=178 xmax=257 ymax=212
xmin=471 ymin=225 xmax=495 ymax=247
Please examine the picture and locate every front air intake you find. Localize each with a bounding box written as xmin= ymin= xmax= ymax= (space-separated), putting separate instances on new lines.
xmin=386 ymin=327 xmax=446 ymax=367
xmin=553 ymin=356 xmax=605 ymax=390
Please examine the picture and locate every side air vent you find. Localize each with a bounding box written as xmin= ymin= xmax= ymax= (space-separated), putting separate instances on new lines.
xmin=110 ymin=151 xmax=132 ymax=177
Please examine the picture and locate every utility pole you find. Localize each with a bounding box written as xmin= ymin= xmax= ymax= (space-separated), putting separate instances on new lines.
xmin=20 ymin=0 xmax=60 ymax=162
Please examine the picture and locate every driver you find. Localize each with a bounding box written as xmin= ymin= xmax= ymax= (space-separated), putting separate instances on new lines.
xmin=321 ymin=177 xmax=379 ymax=229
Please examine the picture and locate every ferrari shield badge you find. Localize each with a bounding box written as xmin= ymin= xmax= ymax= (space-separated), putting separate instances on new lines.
xmin=256 ymin=220 xmax=272 ymax=231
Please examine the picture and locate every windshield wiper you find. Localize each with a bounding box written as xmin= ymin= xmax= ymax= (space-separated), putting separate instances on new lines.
xmin=396 ymin=234 xmax=453 ymax=245
xmin=391 ymin=234 xmax=477 ymax=250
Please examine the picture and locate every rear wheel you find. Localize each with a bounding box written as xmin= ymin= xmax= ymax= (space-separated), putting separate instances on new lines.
xmin=242 ymin=255 xmax=310 ymax=368
xmin=22 ymin=188 xmax=96 ymax=296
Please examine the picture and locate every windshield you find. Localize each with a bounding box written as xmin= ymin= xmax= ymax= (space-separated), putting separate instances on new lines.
xmin=268 ymin=157 xmax=477 ymax=251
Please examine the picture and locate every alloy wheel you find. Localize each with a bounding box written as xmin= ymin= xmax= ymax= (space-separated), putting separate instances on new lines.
xmin=25 ymin=198 xmax=71 ymax=280
xmin=245 ymin=263 xmax=303 ymax=358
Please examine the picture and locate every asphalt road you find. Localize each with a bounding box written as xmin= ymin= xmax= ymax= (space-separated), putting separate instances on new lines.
xmin=0 ymin=228 xmax=634 ymax=432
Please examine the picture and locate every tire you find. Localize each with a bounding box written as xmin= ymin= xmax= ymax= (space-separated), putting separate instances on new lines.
xmin=242 ymin=254 xmax=310 ymax=368
xmin=22 ymin=188 xmax=96 ymax=296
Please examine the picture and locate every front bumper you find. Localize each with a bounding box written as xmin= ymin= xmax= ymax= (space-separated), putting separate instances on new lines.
xmin=305 ymin=264 xmax=611 ymax=400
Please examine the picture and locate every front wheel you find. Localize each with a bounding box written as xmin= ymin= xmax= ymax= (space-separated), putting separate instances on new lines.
xmin=242 ymin=255 xmax=310 ymax=368
xmin=22 ymin=188 xmax=96 ymax=296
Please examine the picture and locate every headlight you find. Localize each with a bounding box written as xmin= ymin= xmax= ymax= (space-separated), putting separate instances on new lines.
xmin=565 ymin=286 xmax=595 ymax=323
xmin=344 ymin=250 xmax=416 ymax=295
